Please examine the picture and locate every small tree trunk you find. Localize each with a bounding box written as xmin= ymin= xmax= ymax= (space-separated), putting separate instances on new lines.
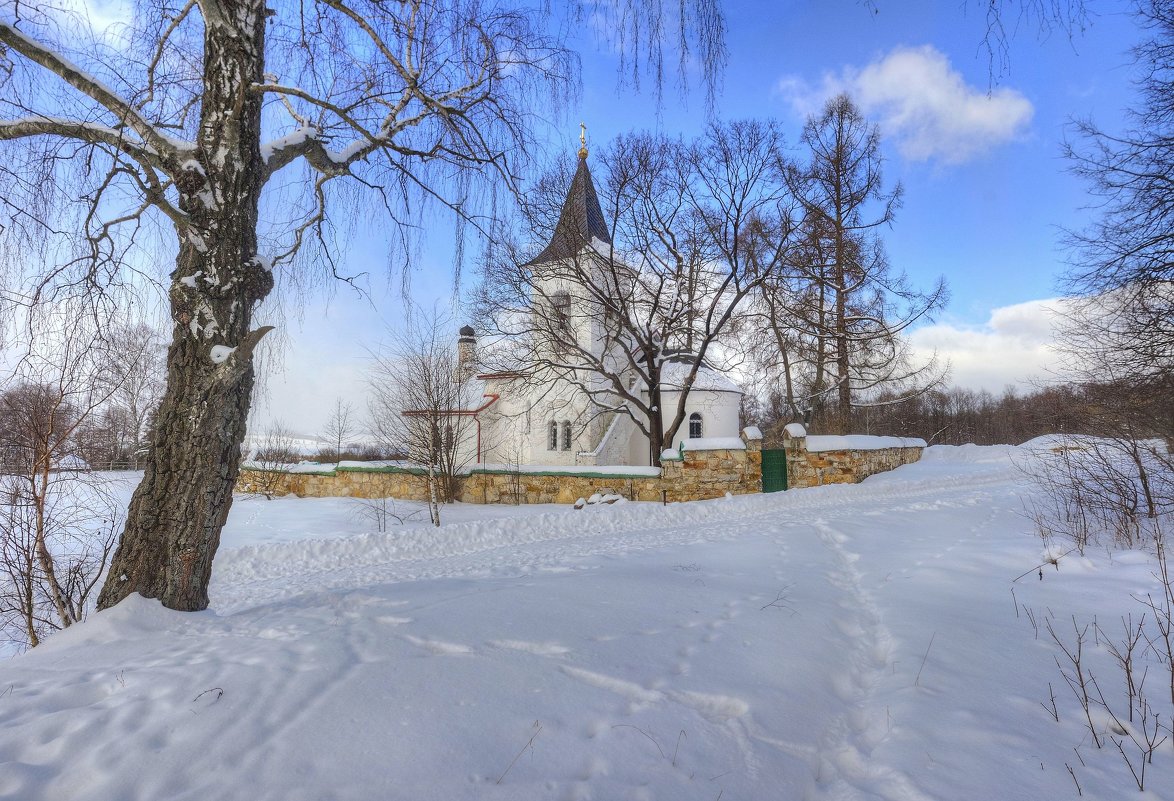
xmin=32 ymin=469 xmax=72 ymax=628
xmin=427 ymin=462 xmax=441 ymax=527
xmin=15 ymin=531 xmax=39 ymax=648
xmin=648 ymin=382 xmax=665 ymax=467
xmin=770 ymin=313 xmax=798 ymax=418
xmin=833 ymin=230 xmax=852 ymax=435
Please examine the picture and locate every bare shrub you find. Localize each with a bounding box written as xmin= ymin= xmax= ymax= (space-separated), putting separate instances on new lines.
xmin=1022 ymin=436 xmax=1172 ymax=553
xmin=1036 ymin=531 xmax=1174 ymax=790
xmin=0 ymin=473 xmax=120 ymax=651
xmin=243 ymin=421 xmax=300 ymax=501
xmin=349 ymin=497 xmax=422 ymax=533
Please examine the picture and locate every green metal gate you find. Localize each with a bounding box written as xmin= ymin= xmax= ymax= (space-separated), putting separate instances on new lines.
xmin=761 ymin=449 xmax=788 ymax=493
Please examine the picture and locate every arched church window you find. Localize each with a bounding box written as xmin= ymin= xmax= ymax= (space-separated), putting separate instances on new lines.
xmin=561 ymin=421 xmax=572 ymax=451
xmin=689 ymin=412 xmax=703 ymax=439
xmin=548 ymin=420 xmax=559 ymax=451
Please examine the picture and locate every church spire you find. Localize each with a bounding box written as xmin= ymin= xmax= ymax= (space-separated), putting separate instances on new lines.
xmin=529 ymin=125 xmax=612 ymax=266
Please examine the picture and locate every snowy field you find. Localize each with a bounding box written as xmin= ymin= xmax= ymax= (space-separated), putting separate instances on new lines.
xmin=1 ymin=445 xmax=1171 ymax=800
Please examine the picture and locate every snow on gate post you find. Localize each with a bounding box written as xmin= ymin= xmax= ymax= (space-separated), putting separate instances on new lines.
xmin=782 ymin=422 xmax=810 ymax=486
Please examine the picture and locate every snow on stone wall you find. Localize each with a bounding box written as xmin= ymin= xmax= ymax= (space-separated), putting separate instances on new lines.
xmin=780 ymin=427 xmax=924 ymax=488
xmin=236 ymin=432 xmax=763 ymax=504
xmin=237 ymin=427 xmax=923 ymax=502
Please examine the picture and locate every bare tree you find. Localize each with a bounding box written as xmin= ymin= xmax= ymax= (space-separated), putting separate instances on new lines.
xmin=1063 ymin=0 xmax=1173 ymax=422
xmin=320 ymin=398 xmax=357 ymax=464
xmin=0 ymin=310 xmax=121 ymax=650
xmin=74 ymin=404 xmax=137 ymax=469
xmin=1020 ymin=1 xmax=1174 ymax=553
xmin=102 ymin=323 xmax=166 ymax=464
xmin=69 ymin=322 xmax=166 ymax=468
xmin=368 ymin=312 xmax=479 ymax=525
xmin=778 ymin=94 xmax=947 ymax=433
xmin=477 ymin=122 xmax=796 ymax=464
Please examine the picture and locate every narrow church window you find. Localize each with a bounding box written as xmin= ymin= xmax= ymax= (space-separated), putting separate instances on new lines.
xmin=548 ymin=420 xmax=559 ymax=451
xmin=689 ymin=412 xmax=703 ymax=438
xmin=551 ymin=291 xmax=571 ymax=332
xmin=561 ymin=421 xmax=572 ymax=451
xmin=603 ymin=301 xmax=620 ymax=332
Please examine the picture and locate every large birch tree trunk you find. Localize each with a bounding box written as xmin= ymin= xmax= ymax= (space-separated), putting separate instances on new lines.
xmin=98 ymin=0 xmax=273 ymax=611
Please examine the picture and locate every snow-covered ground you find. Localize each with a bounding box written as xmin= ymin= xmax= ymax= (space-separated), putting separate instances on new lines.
xmin=1 ymin=445 xmax=1171 ymax=800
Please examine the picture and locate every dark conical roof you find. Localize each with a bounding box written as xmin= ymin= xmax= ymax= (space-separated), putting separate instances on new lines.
xmin=529 ymin=153 xmax=612 ymax=266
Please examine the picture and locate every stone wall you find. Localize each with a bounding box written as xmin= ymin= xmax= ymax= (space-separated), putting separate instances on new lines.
xmin=658 ymin=441 xmax=762 ymax=502
xmin=235 ymin=465 xmax=436 ymax=501
xmin=464 ymin=469 xmax=659 ymax=505
xmin=236 ymin=435 xmax=763 ymax=505
xmin=781 ymin=429 xmax=924 ymax=488
xmin=235 ymin=429 xmax=924 ymax=502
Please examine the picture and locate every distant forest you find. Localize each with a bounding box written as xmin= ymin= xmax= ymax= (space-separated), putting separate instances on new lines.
xmin=755 ymin=379 xmax=1174 ymax=448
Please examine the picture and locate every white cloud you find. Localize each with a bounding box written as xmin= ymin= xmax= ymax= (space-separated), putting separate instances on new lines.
xmin=909 ymin=298 xmax=1071 ymax=392
xmin=779 ymin=45 xmax=1034 ymax=164
xmin=66 ymin=0 xmax=131 ymax=30
xmin=33 ymin=0 xmax=133 ymax=45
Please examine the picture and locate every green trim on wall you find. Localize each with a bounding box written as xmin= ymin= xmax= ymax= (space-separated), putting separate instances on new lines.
xmin=338 ymin=464 xmax=427 ymax=475
xmin=469 ymin=468 xmax=663 ymax=480
xmin=241 ymin=464 xmax=429 ymax=477
xmin=243 ymin=464 xmax=663 ymax=480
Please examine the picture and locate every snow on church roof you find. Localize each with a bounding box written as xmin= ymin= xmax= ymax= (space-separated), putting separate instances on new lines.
xmin=655 ymin=359 xmax=742 ymax=394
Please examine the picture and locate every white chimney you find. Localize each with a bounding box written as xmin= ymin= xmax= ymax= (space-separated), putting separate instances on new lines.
xmin=457 ymin=325 xmax=477 ymax=382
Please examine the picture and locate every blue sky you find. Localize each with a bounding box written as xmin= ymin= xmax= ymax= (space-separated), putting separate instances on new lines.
xmin=240 ymin=0 xmax=1145 ymax=434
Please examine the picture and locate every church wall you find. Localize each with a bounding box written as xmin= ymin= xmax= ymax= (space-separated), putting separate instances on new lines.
xmin=476 ymin=376 xmax=535 ymax=465
xmin=660 ymin=389 xmax=742 ymax=452
xmin=521 ymin=376 xmax=598 ymax=466
xmin=580 ymin=412 xmax=636 ymax=466
xmin=627 ymin=427 xmax=651 ymax=466
xmin=477 ymin=411 xmax=523 ymax=466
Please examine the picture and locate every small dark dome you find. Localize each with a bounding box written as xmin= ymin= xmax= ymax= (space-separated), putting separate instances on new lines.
xmin=459 ymin=325 xmax=475 ymax=338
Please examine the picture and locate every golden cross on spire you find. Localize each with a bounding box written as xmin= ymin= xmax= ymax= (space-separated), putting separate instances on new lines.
xmin=578 ymin=121 xmax=588 ymax=159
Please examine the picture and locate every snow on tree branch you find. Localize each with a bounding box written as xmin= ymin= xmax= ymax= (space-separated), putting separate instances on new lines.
xmin=0 ymin=21 xmax=189 ymax=165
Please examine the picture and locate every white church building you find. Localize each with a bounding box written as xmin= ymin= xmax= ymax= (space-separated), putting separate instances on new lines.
xmin=408 ymin=144 xmax=745 ymax=469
